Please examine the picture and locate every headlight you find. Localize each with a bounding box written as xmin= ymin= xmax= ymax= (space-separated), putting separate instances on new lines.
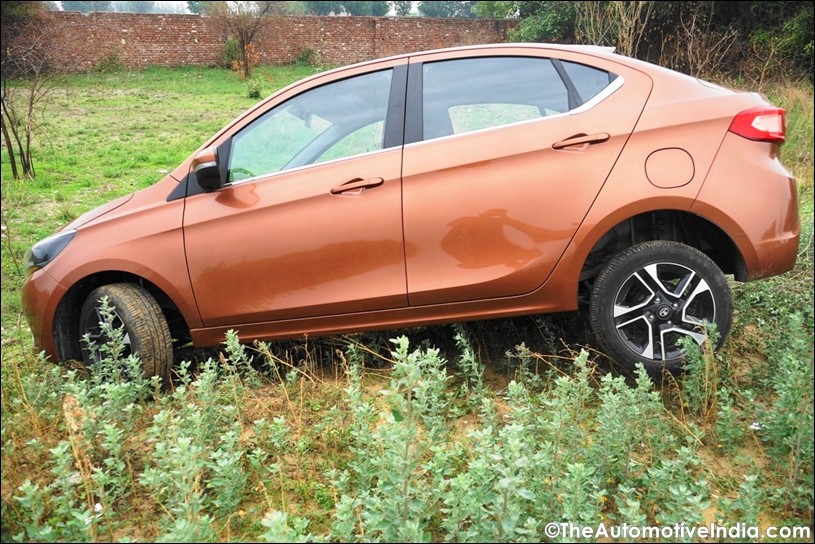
xmin=24 ymin=229 xmax=77 ymax=276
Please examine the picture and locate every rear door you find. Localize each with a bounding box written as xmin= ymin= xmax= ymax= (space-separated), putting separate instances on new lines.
xmin=401 ymin=48 xmax=651 ymax=305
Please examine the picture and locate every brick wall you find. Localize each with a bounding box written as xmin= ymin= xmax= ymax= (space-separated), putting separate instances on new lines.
xmin=47 ymin=11 xmax=517 ymax=72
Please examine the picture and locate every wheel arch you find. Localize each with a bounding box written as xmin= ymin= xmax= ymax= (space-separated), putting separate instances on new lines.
xmin=53 ymin=271 xmax=191 ymax=361
xmin=577 ymin=208 xmax=744 ymax=304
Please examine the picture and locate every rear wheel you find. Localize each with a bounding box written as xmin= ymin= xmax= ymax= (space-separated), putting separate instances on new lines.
xmin=589 ymin=241 xmax=732 ymax=376
xmin=79 ymin=283 xmax=172 ymax=383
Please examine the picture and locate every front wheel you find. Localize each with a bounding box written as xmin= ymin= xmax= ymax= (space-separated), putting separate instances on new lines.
xmin=79 ymin=283 xmax=173 ymax=383
xmin=589 ymin=241 xmax=732 ymax=376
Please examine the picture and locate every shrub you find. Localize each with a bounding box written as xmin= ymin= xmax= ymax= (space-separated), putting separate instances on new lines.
xmin=220 ymin=37 xmax=242 ymax=70
xmin=295 ymin=47 xmax=315 ymax=66
xmin=93 ymin=49 xmax=126 ymax=73
xmin=245 ymin=76 xmax=264 ymax=99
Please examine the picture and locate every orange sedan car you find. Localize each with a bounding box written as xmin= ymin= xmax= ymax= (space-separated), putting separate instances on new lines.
xmin=22 ymin=43 xmax=799 ymax=379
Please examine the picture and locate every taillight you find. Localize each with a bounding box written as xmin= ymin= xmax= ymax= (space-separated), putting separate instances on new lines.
xmin=728 ymin=106 xmax=786 ymax=143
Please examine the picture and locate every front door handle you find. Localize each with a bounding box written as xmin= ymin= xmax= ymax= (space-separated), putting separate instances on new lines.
xmin=330 ymin=177 xmax=384 ymax=195
xmin=552 ymin=133 xmax=610 ymax=150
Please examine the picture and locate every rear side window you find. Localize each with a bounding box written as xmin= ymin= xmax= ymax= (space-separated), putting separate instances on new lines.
xmin=561 ymin=60 xmax=616 ymax=102
xmin=421 ymin=56 xmax=616 ymax=140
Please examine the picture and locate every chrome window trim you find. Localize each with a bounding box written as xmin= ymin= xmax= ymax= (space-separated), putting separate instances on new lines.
xmin=405 ymin=74 xmax=625 ymax=148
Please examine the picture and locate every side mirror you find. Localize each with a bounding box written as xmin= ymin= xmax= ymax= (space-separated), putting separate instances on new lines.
xmin=191 ymin=146 xmax=223 ymax=191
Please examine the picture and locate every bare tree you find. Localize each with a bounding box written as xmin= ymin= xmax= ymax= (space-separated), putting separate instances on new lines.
xmin=205 ymin=1 xmax=281 ymax=79
xmin=574 ymin=1 xmax=610 ymax=45
xmin=1 ymin=11 xmax=73 ymax=180
xmin=608 ymin=1 xmax=653 ymax=58
xmin=677 ymin=6 xmax=738 ymax=78
xmin=575 ymin=1 xmax=654 ymax=58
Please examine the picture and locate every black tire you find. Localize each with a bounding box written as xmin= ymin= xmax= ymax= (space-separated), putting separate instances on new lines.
xmin=79 ymin=283 xmax=172 ymax=383
xmin=589 ymin=241 xmax=732 ymax=376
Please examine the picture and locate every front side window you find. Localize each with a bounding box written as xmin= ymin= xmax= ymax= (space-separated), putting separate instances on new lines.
xmin=421 ymin=57 xmax=616 ymax=140
xmin=228 ymin=69 xmax=393 ymax=183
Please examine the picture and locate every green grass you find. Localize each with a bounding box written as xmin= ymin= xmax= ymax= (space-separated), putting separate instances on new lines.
xmin=0 ymin=65 xmax=316 ymax=335
xmin=1 ymin=67 xmax=813 ymax=541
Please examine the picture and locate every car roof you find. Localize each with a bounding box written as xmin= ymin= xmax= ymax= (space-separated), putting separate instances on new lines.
xmin=365 ymin=42 xmax=619 ymax=66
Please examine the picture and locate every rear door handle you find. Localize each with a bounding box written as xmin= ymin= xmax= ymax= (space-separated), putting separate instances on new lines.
xmin=552 ymin=133 xmax=610 ymax=150
xmin=330 ymin=177 xmax=384 ymax=195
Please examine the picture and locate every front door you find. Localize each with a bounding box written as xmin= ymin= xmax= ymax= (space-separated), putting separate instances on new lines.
xmin=184 ymin=67 xmax=408 ymax=327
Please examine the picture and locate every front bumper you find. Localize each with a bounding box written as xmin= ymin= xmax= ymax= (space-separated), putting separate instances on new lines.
xmin=21 ymin=268 xmax=66 ymax=361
